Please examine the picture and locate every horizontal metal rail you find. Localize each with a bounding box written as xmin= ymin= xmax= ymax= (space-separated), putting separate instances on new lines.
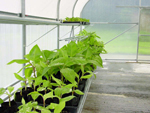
xmin=91 ymin=22 xmax=138 ymax=24
xmin=117 ymin=6 xmax=150 ymax=9
xmin=0 ymin=11 xmax=19 ymax=16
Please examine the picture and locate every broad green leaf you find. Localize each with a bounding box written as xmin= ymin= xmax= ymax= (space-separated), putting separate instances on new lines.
xmin=42 ymin=50 xmax=54 ymax=60
xmin=40 ymin=61 xmax=47 ymax=68
xmin=51 ymin=75 xmax=62 ymax=86
xmin=49 ymin=63 xmax=64 ymax=67
xmin=27 ymin=112 xmax=38 ymax=113
xmin=28 ymin=91 xmax=42 ymax=101
xmin=74 ymin=89 xmax=84 ymax=95
xmin=43 ymin=81 xmax=50 ymax=88
xmin=50 ymin=57 xmax=66 ymax=66
xmin=21 ymin=98 xmax=26 ymax=105
xmin=58 ymin=49 xmax=68 ymax=58
xmin=0 ymin=88 xmax=5 ymax=95
xmin=54 ymin=87 xmax=72 ymax=97
xmin=81 ymin=65 xmax=84 ymax=75
xmin=81 ymin=74 xmax=92 ymax=79
xmin=25 ymin=68 xmax=33 ymax=78
xmin=54 ymin=101 xmax=65 ymax=113
xmin=54 ymin=88 xmax=62 ymax=97
xmin=67 ymin=41 xmax=78 ymax=57
xmin=0 ymin=98 xmax=3 ymax=104
xmin=34 ymin=76 xmax=43 ymax=86
xmin=47 ymin=103 xmax=58 ymax=109
xmin=7 ymin=59 xmax=29 ymax=65
xmin=43 ymin=91 xmax=53 ymax=101
xmin=47 ymin=52 xmax=58 ymax=60
xmin=7 ymin=86 xmax=14 ymax=93
xmin=73 ymin=57 xmax=87 ymax=65
xmin=17 ymin=64 xmax=31 ymax=73
xmin=35 ymin=106 xmax=51 ymax=113
xmin=60 ymin=68 xmax=77 ymax=84
xmin=37 ymin=87 xmax=46 ymax=92
xmin=42 ymin=67 xmax=51 ymax=76
xmin=14 ymin=73 xmax=25 ymax=81
xmin=21 ymin=82 xmax=26 ymax=87
xmin=41 ymin=109 xmax=51 ymax=113
xmin=25 ymin=45 xmax=42 ymax=62
xmin=60 ymin=96 xmax=75 ymax=103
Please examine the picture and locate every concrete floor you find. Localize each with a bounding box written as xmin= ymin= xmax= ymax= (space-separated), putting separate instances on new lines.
xmin=82 ymin=62 xmax=150 ymax=113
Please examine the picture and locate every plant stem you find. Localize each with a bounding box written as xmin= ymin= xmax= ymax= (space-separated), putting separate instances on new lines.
xmin=29 ymin=62 xmax=36 ymax=78
xmin=9 ymin=96 xmax=11 ymax=107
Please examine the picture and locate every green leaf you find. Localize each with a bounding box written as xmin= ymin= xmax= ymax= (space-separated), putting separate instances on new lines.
xmin=81 ymin=74 xmax=92 ymax=79
xmin=40 ymin=61 xmax=47 ymax=68
xmin=60 ymin=96 xmax=75 ymax=103
xmin=7 ymin=86 xmax=14 ymax=94
xmin=54 ymin=101 xmax=65 ymax=113
xmin=25 ymin=68 xmax=33 ymax=78
xmin=7 ymin=59 xmax=29 ymax=65
xmin=67 ymin=41 xmax=78 ymax=57
xmin=21 ymin=98 xmax=26 ymax=105
xmin=41 ymin=109 xmax=51 ymax=113
xmin=17 ymin=64 xmax=31 ymax=73
xmin=25 ymin=45 xmax=42 ymax=62
xmin=43 ymin=81 xmax=50 ymax=88
xmin=0 ymin=88 xmax=5 ymax=95
xmin=34 ymin=76 xmax=43 ymax=87
xmin=50 ymin=57 xmax=66 ymax=66
xmin=74 ymin=89 xmax=84 ymax=95
xmin=47 ymin=103 xmax=58 ymax=109
xmin=58 ymin=49 xmax=68 ymax=58
xmin=0 ymin=98 xmax=3 ymax=104
xmin=42 ymin=67 xmax=51 ymax=76
xmin=28 ymin=91 xmax=42 ymax=101
xmin=42 ymin=50 xmax=55 ymax=60
xmin=37 ymin=87 xmax=46 ymax=92
xmin=60 ymin=68 xmax=77 ymax=84
xmin=43 ymin=91 xmax=53 ymax=101
xmin=51 ymin=75 xmax=62 ymax=86
xmin=14 ymin=73 xmax=25 ymax=81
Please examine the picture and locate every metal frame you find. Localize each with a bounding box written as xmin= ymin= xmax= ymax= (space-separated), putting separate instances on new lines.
xmin=136 ymin=0 xmax=142 ymax=62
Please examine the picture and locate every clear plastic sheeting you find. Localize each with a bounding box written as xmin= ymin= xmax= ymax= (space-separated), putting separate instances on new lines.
xmin=0 ymin=0 xmax=21 ymax=13
xmin=26 ymin=25 xmax=57 ymax=53
xmin=59 ymin=0 xmax=76 ymax=19
xmin=0 ymin=24 xmax=22 ymax=87
xmin=81 ymin=0 xmax=139 ymax=23
xmin=85 ymin=24 xmax=138 ymax=60
xmin=140 ymin=9 xmax=150 ymax=35
xmin=141 ymin=0 xmax=150 ymax=6
xmin=74 ymin=0 xmax=89 ymax=17
xmin=25 ymin=0 xmax=58 ymax=18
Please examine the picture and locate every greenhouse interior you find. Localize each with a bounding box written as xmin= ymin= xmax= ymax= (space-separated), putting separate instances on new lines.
xmin=0 ymin=0 xmax=150 ymax=113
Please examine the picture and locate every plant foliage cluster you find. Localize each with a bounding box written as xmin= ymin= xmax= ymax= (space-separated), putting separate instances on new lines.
xmin=63 ymin=17 xmax=90 ymax=23
xmin=0 ymin=30 xmax=106 ymax=113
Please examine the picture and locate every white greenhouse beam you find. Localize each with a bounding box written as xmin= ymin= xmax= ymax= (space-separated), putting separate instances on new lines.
xmin=0 ymin=15 xmax=61 ymax=25
xmin=72 ymin=0 xmax=78 ymax=17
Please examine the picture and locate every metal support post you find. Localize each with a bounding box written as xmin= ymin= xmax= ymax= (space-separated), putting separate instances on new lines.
xmin=21 ymin=0 xmax=26 ymax=75
xmin=57 ymin=0 xmax=61 ymax=49
xmin=136 ymin=0 xmax=141 ymax=62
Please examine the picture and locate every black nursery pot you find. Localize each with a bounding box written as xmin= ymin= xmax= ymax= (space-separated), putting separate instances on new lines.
xmin=14 ymin=87 xmax=33 ymax=102
xmin=1 ymin=100 xmax=18 ymax=113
